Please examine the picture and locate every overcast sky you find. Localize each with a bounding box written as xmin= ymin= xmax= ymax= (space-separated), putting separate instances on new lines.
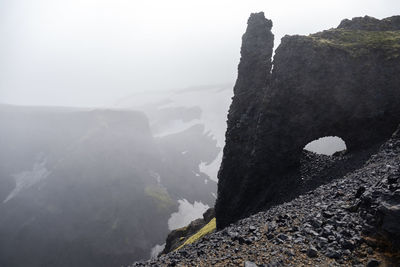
xmin=0 ymin=0 xmax=399 ymax=107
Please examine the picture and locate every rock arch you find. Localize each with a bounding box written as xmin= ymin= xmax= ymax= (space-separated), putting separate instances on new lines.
xmin=216 ymin=13 xmax=400 ymax=229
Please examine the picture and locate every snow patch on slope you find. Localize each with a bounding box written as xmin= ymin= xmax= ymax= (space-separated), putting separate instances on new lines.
xmin=199 ymin=153 xmax=222 ymax=182
xmin=3 ymin=157 xmax=50 ymax=203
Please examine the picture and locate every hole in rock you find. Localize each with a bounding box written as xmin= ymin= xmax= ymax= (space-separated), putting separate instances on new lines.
xmin=304 ymin=136 xmax=347 ymax=156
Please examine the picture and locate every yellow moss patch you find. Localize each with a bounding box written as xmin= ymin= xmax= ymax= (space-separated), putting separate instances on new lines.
xmin=175 ymin=218 xmax=216 ymax=251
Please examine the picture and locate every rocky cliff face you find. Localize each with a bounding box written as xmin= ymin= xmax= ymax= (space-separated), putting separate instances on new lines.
xmin=216 ymin=13 xmax=400 ymax=229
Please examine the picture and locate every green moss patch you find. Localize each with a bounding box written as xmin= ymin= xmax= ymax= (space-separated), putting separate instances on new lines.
xmin=175 ymin=218 xmax=216 ymax=251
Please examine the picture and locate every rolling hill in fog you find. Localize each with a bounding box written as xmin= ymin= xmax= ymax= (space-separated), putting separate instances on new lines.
xmin=0 ymin=87 xmax=230 ymax=267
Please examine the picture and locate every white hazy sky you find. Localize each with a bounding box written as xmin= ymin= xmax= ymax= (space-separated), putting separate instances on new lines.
xmin=0 ymin=0 xmax=399 ymax=107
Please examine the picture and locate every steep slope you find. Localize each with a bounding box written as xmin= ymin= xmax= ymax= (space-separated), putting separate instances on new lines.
xmin=131 ymin=123 xmax=400 ymax=267
xmin=216 ymin=13 xmax=400 ymax=229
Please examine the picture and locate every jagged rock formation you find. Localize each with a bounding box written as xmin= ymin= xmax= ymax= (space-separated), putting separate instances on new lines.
xmin=131 ymin=123 xmax=400 ymax=267
xmin=216 ymin=13 xmax=400 ymax=229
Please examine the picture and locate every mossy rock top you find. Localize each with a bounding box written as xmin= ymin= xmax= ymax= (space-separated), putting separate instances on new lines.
xmin=309 ymin=29 xmax=400 ymax=58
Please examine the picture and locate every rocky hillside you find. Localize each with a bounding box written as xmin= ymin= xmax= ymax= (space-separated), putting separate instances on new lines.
xmin=130 ymin=119 xmax=400 ymax=267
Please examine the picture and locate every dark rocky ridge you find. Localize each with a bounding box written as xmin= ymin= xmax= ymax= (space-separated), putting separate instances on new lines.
xmin=338 ymin=15 xmax=400 ymax=31
xmin=216 ymin=13 xmax=400 ymax=229
xmin=130 ymin=121 xmax=400 ymax=267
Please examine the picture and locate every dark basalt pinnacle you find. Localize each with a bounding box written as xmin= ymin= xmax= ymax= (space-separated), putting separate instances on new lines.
xmin=215 ymin=12 xmax=274 ymax=230
xmin=233 ymin=12 xmax=274 ymax=95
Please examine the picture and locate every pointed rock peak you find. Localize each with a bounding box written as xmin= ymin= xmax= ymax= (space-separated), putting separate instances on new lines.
xmin=247 ymin=12 xmax=272 ymax=30
xmin=233 ymin=12 xmax=274 ymax=95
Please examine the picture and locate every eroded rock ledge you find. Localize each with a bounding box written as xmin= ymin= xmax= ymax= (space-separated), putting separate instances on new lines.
xmin=216 ymin=13 xmax=400 ymax=229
